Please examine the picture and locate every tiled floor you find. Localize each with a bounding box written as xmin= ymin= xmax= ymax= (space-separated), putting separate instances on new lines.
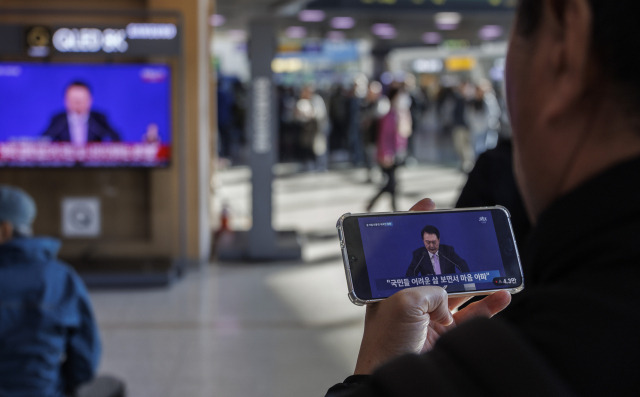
xmin=90 ymin=163 xmax=466 ymax=397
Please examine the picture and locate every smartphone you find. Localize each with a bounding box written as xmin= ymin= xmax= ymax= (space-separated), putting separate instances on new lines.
xmin=337 ymin=206 xmax=524 ymax=305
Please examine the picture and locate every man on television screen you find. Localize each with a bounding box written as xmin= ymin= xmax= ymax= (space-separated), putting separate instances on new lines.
xmin=42 ymin=81 xmax=121 ymax=144
xmin=406 ymin=225 xmax=470 ymax=277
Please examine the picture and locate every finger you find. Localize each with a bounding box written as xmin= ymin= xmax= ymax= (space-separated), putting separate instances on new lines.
xmin=453 ymin=290 xmax=512 ymax=323
xmin=448 ymin=295 xmax=472 ymax=311
xmin=395 ymin=286 xmax=454 ymax=326
xmin=410 ymin=198 xmax=436 ymax=212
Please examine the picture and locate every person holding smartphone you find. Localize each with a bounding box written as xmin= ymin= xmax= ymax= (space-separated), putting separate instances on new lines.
xmin=327 ymin=0 xmax=640 ymax=395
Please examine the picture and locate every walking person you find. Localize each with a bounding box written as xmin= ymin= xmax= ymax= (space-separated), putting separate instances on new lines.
xmin=294 ymin=85 xmax=328 ymax=171
xmin=452 ymin=82 xmax=475 ymax=173
xmin=366 ymin=87 xmax=409 ymax=212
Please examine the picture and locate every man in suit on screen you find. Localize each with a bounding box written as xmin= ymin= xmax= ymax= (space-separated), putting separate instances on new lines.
xmin=42 ymin=81 xmax=121 ymax=144
xmin=406 ymin=225 xmax=470 ymax=277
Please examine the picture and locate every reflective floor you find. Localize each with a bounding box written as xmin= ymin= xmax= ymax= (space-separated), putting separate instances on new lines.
xmin=90 ymin=163 xmax=466 ymax=397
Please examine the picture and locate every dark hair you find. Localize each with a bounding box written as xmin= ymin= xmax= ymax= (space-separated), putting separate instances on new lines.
xmin=514 ymin=0 xmax=543 ymax=37
xmin=421 ymin=225 xmax=440 ymax=240
xmin=66 ymin=80 xmax=92 ymax=93
xmin=387 ymin=87 xmax=401 ymax=103
xmin=516 ymin=0 xmax=640 ymax=112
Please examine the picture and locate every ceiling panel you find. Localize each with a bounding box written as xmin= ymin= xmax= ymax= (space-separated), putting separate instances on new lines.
xmin=214 ymin=0 xmax=515 ymax=48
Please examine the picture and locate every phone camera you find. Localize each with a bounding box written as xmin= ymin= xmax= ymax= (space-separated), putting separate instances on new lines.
xmin=349 ymin=255 xmax=358 ymax=262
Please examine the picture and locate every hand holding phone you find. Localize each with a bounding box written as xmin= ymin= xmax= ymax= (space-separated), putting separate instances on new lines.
xmin=350 ymin=199 xmax=514 ymax=374
xmin=354 ymin=285 xmax=512 ymax=374
xmin=337 ymin=205 xmax=524 ymax=305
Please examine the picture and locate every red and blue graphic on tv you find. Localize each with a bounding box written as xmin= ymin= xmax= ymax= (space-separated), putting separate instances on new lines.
xmin=0 ymin=62 xmax=172 ymax=167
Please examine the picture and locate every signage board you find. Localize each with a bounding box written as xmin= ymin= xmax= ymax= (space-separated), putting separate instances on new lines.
xmin=0 ymin=23 xmax=181 ymax=57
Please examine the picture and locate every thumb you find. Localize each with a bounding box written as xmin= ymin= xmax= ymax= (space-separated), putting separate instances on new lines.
xmin=410 ymin=198 xmax=436 ymax=212
xmin=453 ymin=290 xmax=512 ymax=324
xmin=402 ymin=287 xmax=453 ymax=326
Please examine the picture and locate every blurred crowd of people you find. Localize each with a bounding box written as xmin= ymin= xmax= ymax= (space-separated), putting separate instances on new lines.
xmin=217 ymin=72 xmax=507 ymax=175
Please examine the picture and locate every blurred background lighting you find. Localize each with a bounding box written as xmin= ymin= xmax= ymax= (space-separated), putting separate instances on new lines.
xmin=331 ymin=17 xmax=356 ymax=29
xmin=478 ymin=25 xmax=504 ymax=40
xmin=435 ymin=12 xmax=462 ymax=25
xmin=422 ymin=31 xmax=442 ymax=44
xmin=436 ymin=22 xmax=458 ymax=30
xmin=326 ymin=31 xmax=346 ymax=41
xmin=372 ymin=23 xmax=397 ymax=39
xmin=380 ymin=71 xmax=394 ymax=85
xmin=413 ymin=59 xmax=444 ymax=74
xmin=271 ymin=58 xmax=304 ymax=73
xmin=210 ymin=14 xmax=226 ymax=27
xmin=285 ymin=26 xmax=307 ymax=39
xmin=227 ymin=29 xmax=247 ymax=41
xmin=435 ymin=12 xmax=461 ymax=30
xmin=299 ymin=10 xmax=326 ymax=22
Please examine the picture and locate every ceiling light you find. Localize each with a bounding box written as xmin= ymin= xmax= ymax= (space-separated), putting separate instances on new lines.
xmin=436 ymin=23 xmax=457 ymax=30
xmin=372 ymin=23 xmax=396 ymax=39
xmin=331 ymin=17 xmax=355 ymax=30
xmin=210 ymin=14 xmax=226 ymax=27
xmin=435 ymin=12 xmax=462 ymax=25
xmin=299 ymin=10 xmax=326 ymax=22
xmin=478 ymin=25 xmax=504 ymax=41
xmin=285 ymin=26 xmax=307 ymax=39
xmin=422 ymin=32 xmax=442 ymax=45
xmin=435 ymin=12 xmax=461 ymax=30
xmin=413 ymin=59 xmax=444 ymax=74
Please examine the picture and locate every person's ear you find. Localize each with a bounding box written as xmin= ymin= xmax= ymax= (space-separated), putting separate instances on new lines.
xmin=540 ymin=0 xmax=593 ymax=124
xmin=0 ymin=221 xmax=14 ymax=244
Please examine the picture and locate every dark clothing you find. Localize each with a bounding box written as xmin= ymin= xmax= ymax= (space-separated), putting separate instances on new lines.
xmin=327 ymin=318 xmax=574 ymax=397
xmin=405 ymin=245 xmax=469 ymax=277
xmin=327 ymin=156 xmax=640 ymax=396
xmin=42 ymin=112 xmax=121 ymax=143
xmin=366 ymin=165 xmax=397 ymax=212
xmin=329 ymin=88 xmax=349 ymax=152
xmin=498 ymin=156 xmax=640 ymax=396
xmin=452 ymin=91 xmax=468 ymax=128
xmin=0 ymin=237 xmax=101 ymax=397
xmin=347 ymin=96 xmax=364 ymax=165
xmin=217 ymin=86 xmax=234 ymax=158
xmin=456 ymin=138 xmax=531 ymax=251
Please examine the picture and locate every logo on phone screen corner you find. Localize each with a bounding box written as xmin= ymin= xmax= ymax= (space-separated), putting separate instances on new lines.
xmin=479 ymin=216 xmax=488 ymax=224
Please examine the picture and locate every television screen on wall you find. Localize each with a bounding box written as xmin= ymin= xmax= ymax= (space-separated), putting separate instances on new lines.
xmin=0 ymin=62 xmax=172 ymax=167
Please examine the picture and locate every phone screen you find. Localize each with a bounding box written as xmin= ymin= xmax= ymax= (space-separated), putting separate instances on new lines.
xmin=338 ymin=207 xmax=523 ymax=303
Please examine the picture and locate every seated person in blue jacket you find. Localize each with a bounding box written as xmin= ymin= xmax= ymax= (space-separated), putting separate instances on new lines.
xmin=406 ymin=225 xmax=470 ymax=277
xmin=0 ymin=184 xmax=101 ymax=396
xmin=42 ymin=81 xmax=121 ymax=144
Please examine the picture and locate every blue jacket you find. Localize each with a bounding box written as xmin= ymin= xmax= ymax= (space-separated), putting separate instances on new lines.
xmin=0 ymin=237 xmax=101 ymax=397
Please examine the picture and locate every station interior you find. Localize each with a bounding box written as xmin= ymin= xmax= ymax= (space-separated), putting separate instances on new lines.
xmin=1 ymin=0 xmax=520 ymax=396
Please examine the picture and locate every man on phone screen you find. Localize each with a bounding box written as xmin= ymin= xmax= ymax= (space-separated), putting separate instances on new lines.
xmin=405 ymin=225 xmax=470 ymax=277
